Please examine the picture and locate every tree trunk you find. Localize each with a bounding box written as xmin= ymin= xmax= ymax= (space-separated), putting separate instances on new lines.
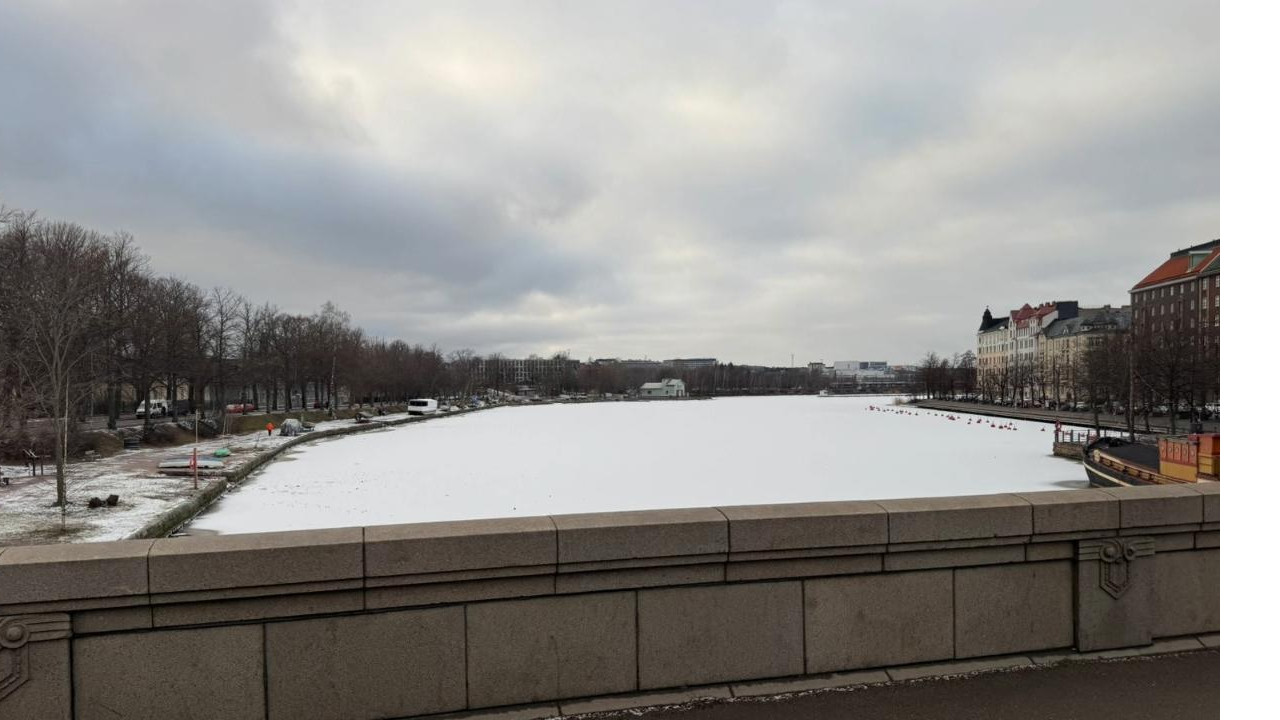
xmin=54 ymin=379 xmax=67 ymax=509
xmin=107 ymin=382 xmax=119 ymax=430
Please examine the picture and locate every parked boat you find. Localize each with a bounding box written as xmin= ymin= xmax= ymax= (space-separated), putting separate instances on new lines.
xmin=407 ymin=398 xmax=439 ymax=415
xmin=1083 ymin=433 xmax=1219 ymax=487
xmin=157 ymin=456 xmax=226 ymax=476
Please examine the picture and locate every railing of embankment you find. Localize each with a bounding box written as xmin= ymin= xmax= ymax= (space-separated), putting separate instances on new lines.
xmin=0 ymin=483 xmax=1219 ymax=719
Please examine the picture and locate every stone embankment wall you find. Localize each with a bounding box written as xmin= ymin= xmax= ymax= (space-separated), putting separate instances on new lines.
xmin=1052 ymin=441 xmax=1087 ymax=460
xmin=0 ymin=484 xmax=1219 ymax=720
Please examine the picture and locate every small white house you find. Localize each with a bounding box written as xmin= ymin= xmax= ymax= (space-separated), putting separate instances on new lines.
xmin=639 ymin=378 xmax=686 ymax=398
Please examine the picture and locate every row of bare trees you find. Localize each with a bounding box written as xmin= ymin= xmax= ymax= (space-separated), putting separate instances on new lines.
xmin=914 ymin=351 xmax=978 ymax=399
xmin=975 ymin=328 xmax=1219 ymax=434
xmin=0 ymin=208 xmax=499 ymax=506
xmin=575 ymin=362 xmax=847 ymax=396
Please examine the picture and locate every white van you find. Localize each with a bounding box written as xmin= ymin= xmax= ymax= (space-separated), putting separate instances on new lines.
xmin=135 ymin=400 xmax=168 ymax=419
xmin=407 ymin=398 xmax=439 ymax=416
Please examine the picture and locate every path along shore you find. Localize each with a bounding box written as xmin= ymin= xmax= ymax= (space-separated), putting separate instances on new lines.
xmin=0 ymin=407 xmax=491 ymax=546
xmin=911 ymin=399 xmax=1219 ymax=435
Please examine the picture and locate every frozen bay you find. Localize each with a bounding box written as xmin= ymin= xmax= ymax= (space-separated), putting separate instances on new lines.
xmin=186 ymin=396 xmax=1089 ymax=535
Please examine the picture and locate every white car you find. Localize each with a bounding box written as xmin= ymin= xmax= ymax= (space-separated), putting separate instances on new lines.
xmin=135 ymin=401 xmax=168 ymax=419
xmin=407 ymin=398 xmax=439 ymax=415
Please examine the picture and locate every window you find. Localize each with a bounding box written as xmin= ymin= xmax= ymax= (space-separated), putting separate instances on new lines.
xmin=1215 ymin=295 xmax=1219 ymax=307
xmin=1215 ymin=276 xmax=1219 ymax=288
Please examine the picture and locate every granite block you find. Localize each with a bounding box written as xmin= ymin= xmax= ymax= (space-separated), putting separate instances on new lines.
xmin=954 ymin=561 xmax=1073 ymax=657
xmin=0 ymin=541 xmax=152 ymax=605
xmin=553 ymin=508 xmax=726 ymax=564
xmin=73 ymin=624 xmax=264 ymax=720
xmin=1014 ymin=490 xmax=1119 ymax=534
xmin=638 ymin=582 xmax=803 ymax=689
xmin=1099 ymin=486 xmax=1203 ymax=529
xmin=364 ymin=516 xmax=556 ymax=577
xmin=1152 ymin=550 xmax=1219 ymax=637
xmin=718 ymin=501 xmax=886 ymax=552
xmin=265 ymin=607 xmax=466 ymax=720
xmin=804 ymin=570 xmax=953 ymax=673
xmin=467 ymin=592 xmax=636 ymax=707
xmin=149 ymin=528 xmax=362 ymax=594
xmin=877 ymin=494 xmax=1031 ymax=543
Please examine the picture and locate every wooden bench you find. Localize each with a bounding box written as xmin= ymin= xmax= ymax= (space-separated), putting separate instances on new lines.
xmin=24 ymin=449 xmax=46 ymax=476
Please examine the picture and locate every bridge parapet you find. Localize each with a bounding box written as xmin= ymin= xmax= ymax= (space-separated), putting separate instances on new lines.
xmin=0 ymin=483 xmax=1220 ymax=719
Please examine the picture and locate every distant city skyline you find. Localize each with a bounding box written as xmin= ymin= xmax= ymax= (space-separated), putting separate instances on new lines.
xmin=0 ymin=1 xmax=1218 ymax=365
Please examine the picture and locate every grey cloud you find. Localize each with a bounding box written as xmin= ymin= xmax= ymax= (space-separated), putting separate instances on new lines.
xmin=0 ymin=0 xmax=1218 ymax=364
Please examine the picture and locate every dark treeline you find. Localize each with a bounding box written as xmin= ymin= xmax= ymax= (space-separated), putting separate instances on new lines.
xmin=0 ymin=208 xmax=483 ymax=503
xmin=576 ymin=362 xmax=926 ymax=396
xmin=913 ymin=351 xmax=978 ymax=400
xmin=575 ymin=363 xmax=837 ymax=396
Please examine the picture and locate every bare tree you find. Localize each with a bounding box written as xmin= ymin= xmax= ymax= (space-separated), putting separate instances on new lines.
xmin=208 ymin=287 xmax=244 ymax=423
xmin=2 ymin=219 xmax=114 ymax=508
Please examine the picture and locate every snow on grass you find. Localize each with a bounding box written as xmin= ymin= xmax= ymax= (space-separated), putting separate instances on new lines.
xmin=0 ymin=413 xmax=413 ymax=545
xmin=187 ymin=396 xmax=1092 ymax=536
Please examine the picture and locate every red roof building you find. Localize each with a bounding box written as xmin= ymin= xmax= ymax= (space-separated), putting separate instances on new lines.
xmin=1129 ymin=240 xmax=1219 ymax=407
xmin=1129 ymin=240 xmax=1219 ymax=343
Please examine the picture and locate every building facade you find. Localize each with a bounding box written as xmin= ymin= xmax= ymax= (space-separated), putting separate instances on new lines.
xmin=976 ymin=309 xmax=1011 ymax=393
xmin=639 ymin=378 xmax=686 ymax=397
xmin=833 ymin=361 xmax=890 ymax=378
xmin=663 ymin=358 xmax=717 ymax=370
xmin=473 ymin=356 xmax=581 ymax=391
xmin=1129 ymin=240 xmax=1219 ymax=348
xmin=977 ymin=302 xmax=1079 ymax=401
xmin=1129 ymin=239 xmax=1220 ymax=405
xmin=1039 ymin=306 xmax=1131 ymax=405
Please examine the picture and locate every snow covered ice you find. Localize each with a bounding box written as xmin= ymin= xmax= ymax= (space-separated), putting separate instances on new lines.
xmin=187 ymin=396 xmax=1090 ymax=535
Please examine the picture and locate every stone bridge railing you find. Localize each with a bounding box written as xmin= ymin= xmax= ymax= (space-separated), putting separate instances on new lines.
xmin=0 ymin=484 xmax=1219 ymax=719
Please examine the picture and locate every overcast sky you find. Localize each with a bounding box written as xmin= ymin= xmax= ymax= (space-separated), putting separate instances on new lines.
xmin=0 ymin=1 xmax=1218 ymax=365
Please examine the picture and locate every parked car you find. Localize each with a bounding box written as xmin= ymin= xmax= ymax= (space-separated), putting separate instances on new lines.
xmin=135 ymin=401 xmax=168 ymax=419
xmin=225 ymin=402 xmax=256 ymax=414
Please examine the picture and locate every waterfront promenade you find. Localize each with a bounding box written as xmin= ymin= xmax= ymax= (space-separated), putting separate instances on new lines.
xmin=913 ymin=399 xmax=1220 ymax=435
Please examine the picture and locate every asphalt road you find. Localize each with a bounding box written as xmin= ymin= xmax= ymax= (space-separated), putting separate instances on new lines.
xmin=624 ymin=652 xmax=1218 ymax=720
